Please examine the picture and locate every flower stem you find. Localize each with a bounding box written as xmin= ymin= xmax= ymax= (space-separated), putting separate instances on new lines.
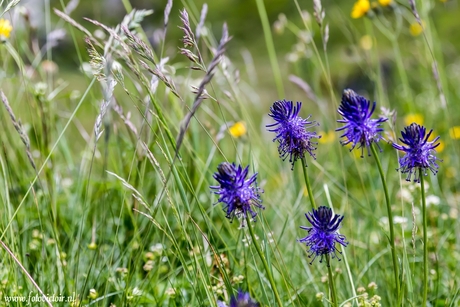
xmin=246 ymin=216 xmax=283 ymax=307
xmin=370 ymin=144 xmax=400 ymax=302
xmin=326 ymin=255 xmax=338 ymax=307
xmin=420 ymin=171 xmax=428 ymax=307
xmin=301 ymin=157 xmax=317 ymax=209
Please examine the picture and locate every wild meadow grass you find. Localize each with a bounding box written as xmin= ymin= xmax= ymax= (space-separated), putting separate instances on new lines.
xmin=0 ymin=0 xmax=459 ymax=306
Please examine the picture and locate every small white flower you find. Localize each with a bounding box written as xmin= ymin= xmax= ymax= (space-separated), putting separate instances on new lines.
xmin=132 ymin=287 xmax=143 ymax=296
xmin=397 ymin=188 xmax=413 ymax=203
xmin=150 ymin=243 xmax=164 ymax=253
xmin=426 ymin=195 xmax=440 ymax=207
xmin=165 ymin=288 xmax=176 ymax=297
xmin=393 ymin=216 xmax=408 ymax=224
xmin=316 ymin=292 xmax=324 ymax=301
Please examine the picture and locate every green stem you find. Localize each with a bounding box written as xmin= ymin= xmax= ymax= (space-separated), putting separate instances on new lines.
xmin=246 ymin=217 xmax=283 ymax=307
xmin=326 ymin=256 xmax=338 ymax=307
xmin=254 ymin=0 xmax=284 ymax=98
xmin=121 ymin=0 xmax=133 ymax=12
xmin=420 ymin=171 xmax=428 ymax=306
xmin=370 ymin=144 xmax=400 ymax=302
xmin=301 ymin=158 xmax=317 ymax=209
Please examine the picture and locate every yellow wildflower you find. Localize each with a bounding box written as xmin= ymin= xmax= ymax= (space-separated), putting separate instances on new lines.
xmin=318 ymin=130 xmax=336 ymax=144
xmin=410 ymin=22 xmax=423 ymax=36
xmin=404 ymin=113 xmax=424 ymax=126
xmin=0 ymin=19 xmax=12 ymax=39
xmin=446 ymin=167 xmax=455 ymax=179
xmin=378 ymin=0 xmax=392 ymax=6
xmin=351 ymin=0 xmax=371 ymax=19
xmin=428 ymin=131 xmax=445 ymax=153
xmin=229 ymin=121 xmax=246 ymax=138
xmin=449 ymin=126 xmax=460 ymax=140
xmin=303 ymin=186 xmax=308 ymax=197
xmin=360 ymin=35 xmax=373 ymax=50
xmin=352 ymin=147 xmax=363 ymax=158
xmin=436 ymin=140 xmax=445 ymax=153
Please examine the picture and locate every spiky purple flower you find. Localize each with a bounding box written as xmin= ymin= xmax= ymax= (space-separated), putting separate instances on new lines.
xmin=211 ymin=162 xmax=264 ymax=221
xmin=392 ymin=123 xmax=442 ymax=183
xmin=267 ymin=100 xmax=321 ymax=169
xmin=336 ymin=89 xmax=387 ymax=157
xmin=298 ymin=206 xmax=348 ymax=264
xmin=218 ymin=290 xmax=259 ymax=307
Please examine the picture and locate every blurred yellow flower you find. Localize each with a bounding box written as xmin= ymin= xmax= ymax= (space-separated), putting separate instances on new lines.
xmin=360 ymin=35 xmax=373 ymax=50
xmin=379 ymin=0 xmax=392 ymax=6
xmin=229 ymin=121 xmax=246 ymax=138
xmin=410 ymin=22 xmax=423 ymax=36
xmin=404 ymin=113 xmax=424 ymax=126
xmin=352 ymin=147 xmax=363 ymax=158
xmin=303 ymin=186 xmax=309 ymax=197
xmin=436 ymin=140 xmax=445 ymax=153
xmin=426 ymin=130 xmax=444 ymax=152
xmin=318 ymin=130 xmax=336 ymax=144
xmin=446 ymin=167 xmax=455 ymax=179
xmin=0 ymin=19 xmax=12 ymax=39
xmin=351 ymin=0 xmax=370 ymax=19
xmin=343 ymin=141 xmax=364 ymax=158
xmin=449 ymin=126 xmax=460 ymax=140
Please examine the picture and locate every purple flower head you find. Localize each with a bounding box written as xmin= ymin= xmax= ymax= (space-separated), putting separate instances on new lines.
xmin=336 ymin=89 xmax=387 ymax=157
xmin=267 ymin=99 xmax=321 ymax=169
xmin=298 ymin=206 xmax=348 ymax=264
xmin=218 ymin=290 xmax=259 ymax=307
xmin=392 ymin=123 xmax=442 ymax=183
xmin=211 ymin=162 xmax=264 ymax=221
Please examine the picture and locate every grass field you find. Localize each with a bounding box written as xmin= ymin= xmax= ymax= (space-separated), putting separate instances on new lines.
xmin=0 ymin=0 xmax=459 ymax=306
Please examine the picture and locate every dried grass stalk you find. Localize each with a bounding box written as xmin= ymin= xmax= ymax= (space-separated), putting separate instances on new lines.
xmin=174 ymin=23 xmax=231 ymax=158
xmin=1 ymin=91 xmax=36 ymax=170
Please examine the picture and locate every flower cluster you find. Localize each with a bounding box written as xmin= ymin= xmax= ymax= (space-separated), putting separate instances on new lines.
xmin=267 ymin=99 xmax=321 ymax=169
xmin=217 ymin=290 xmax=259 ymax=307
xmin=392 ymin=123 xmax=442 ymax=183
xmin=298 ymin=206 xmax=348 ymax=264
xmin=208 ymin=84 xmax=443 ymax=305
xmin=211 ymin=162 xmax=264 ymax=221
xmin=336 ymin=89 xmax=387 ymax=157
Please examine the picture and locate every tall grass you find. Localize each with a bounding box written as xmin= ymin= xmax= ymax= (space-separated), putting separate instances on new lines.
xmin=0 ymin=0 xmax=459 ymax=306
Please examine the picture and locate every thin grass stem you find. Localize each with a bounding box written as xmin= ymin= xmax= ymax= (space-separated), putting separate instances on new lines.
xmin=324 ymin=184 xmax=357 ymax=305
xmin=254 ymin=0 xmax=284 ymax=97
xmin=246 ymin=216 xmax=283 ymax=307
xmin=420 ymin=171 xmax=428 ymax=307
xmin=326 ymin=255 xmax=338 ymax=307
xmin=370 ymin=144 xmax=400 ymax=303
xmin=301 ymin=157 xmax=317 ymax=209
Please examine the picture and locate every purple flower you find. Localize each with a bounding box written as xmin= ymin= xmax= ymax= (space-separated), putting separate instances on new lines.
xmin=267 ymin=99 xmax=321 ymax=169
xmin=218 ymin=290 xmax=259 ymax=307
xmin=336 ymin=89 xmax=387 ymax=157
xmin=392 ymin=123 xmax=442 ymax=183
xmin=298 ymin=206 xmax=348 ymax=264
xmin=211 ymin=162 xmax=264 ymax=221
